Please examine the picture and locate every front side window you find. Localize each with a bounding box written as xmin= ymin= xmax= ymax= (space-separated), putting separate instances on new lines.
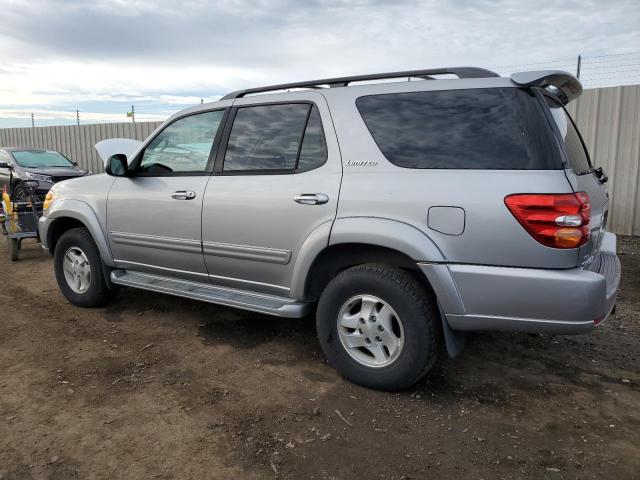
xmin=546 ymin=98 xmax=592 ymax=173
xmin=356 ymin=88 xmax=563 ymax=170
xmin=138 ymin=110 xmax=224 ymax=174
xmin=223 ymin=103 xmax=327 ymax=172
xmin=12 ymin=150 xmax=72 ymax=168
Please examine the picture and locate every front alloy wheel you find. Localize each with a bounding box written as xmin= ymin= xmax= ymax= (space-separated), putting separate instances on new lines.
xmin=62 ymin=246 xmax=92 ymax=293
xmin=53 ymin=227 xmax=115 ymax=307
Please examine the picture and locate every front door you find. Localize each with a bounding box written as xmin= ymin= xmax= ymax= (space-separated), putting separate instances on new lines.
xmin=107 ymin=108 xmax=226 ymax=282
xmin=201 ymin=93 xmax=342 ymax=296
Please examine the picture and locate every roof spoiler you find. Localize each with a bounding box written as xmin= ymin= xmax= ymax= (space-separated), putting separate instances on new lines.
xmin=510 ymin=70 xmax=583 ymax=105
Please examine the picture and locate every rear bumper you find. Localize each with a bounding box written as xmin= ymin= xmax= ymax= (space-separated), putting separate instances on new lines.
xmin=420 ymin=232 xmax=620 ymax=335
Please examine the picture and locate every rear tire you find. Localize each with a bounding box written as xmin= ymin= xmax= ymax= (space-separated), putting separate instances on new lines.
xmin=53 ymin=227 xmax=115 ymax=307
xmin=316 ymin=264 xmax=439 ymax=391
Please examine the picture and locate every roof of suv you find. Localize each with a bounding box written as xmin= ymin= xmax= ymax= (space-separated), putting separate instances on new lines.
xmin=169 ymin=68 xmax=582 ymax=123
xmin=220 ymin=68 xmax=582 ymax=105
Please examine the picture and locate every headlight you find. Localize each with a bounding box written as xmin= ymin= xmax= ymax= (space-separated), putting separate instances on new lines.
xmin=43 ymin=191 xmax=55 ymax=211
xmin=25 ymin=172 xmax=53 ymax=183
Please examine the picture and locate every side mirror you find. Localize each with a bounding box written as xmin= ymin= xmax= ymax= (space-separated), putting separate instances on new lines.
xmin=105 ymin=154 xmax=129 ymax=177
xmin=72 ymin=161 xmax=78 ymax=167
xmin=0 ymin=161 xmax=12 ymax=169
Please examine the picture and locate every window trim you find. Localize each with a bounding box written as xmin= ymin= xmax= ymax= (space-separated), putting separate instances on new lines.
xmin=128 ymin=107 xmax=229 ymax=177
xmin=539 ymin=91 xmax=594 ymax=173
xmin=213 ymin=100 xmax=328 ymax=176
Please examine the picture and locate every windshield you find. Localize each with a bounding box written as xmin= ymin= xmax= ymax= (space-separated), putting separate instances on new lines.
xmin=12 ymin=150 xmax=73 ymax=168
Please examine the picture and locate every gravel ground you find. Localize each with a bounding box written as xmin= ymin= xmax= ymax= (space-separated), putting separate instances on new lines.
xmin=1 ymin=236 xmax=638 ymax=480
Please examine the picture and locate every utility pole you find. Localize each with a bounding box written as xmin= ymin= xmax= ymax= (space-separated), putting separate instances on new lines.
xmin=576 ymin=54 xmax=582 ymax=79
xmin=76 ymin=109 xmax=80 ymax=126
xmin=31 ymin=112 xmax=34 ymax=128
xmin=127 ymin=105 xmax=136 ymax=123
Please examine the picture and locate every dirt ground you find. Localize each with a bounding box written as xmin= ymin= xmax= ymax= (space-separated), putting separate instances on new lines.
xmin=0 ymin=237 xmax=638 ymax=480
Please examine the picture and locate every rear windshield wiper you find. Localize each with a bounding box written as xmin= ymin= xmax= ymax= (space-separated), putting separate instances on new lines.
xmin=576 ymin=166 xmax=608 ymax=183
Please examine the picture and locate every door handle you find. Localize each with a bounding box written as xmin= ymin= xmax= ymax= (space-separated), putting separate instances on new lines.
xmin=171 ymin=190 xmax=196 ymax=200
xmin=294 ymin=193 xmax=329 ymax=205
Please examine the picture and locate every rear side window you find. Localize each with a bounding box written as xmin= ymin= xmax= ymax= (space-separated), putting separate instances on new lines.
xmin=356 ymin=88 xmax=562 ymax=169
xmin=297 ymin=106 xmax=327 ymax=171
xmin=546 ymin=98 xmax=592 ymax=173
xmin=223 ymin=103 xmax=327 ymax=172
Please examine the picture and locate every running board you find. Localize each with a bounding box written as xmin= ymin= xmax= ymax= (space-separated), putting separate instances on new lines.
xmin=110 ymin=270 xmax=311 ymax=318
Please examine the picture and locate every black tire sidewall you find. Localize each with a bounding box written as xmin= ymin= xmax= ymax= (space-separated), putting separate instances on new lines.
xmin=317 ymin=265 xmax=438 ymax=391
xmin=53 ymin=228 xmax=111 ymax=307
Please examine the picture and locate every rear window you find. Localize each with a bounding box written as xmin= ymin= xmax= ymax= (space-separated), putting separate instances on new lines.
xmin=545 ymin=97 xmax=592 ymax=173
xmin=356 ymin=88 xmax=563 ymax=169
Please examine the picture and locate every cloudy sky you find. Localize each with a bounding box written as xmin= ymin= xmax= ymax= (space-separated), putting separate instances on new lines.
xmin=0 ymin=0 xmax=638 ymax=127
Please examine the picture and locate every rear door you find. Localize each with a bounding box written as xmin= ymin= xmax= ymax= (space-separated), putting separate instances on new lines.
xmin=546 ymin=98 xmax=609 ymax=266
xmin=201 ymin=92 xmax=342 ymax=296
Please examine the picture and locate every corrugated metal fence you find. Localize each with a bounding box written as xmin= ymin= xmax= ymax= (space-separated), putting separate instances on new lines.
xmin=1 ymin=84 xmax=639 ymax=235
xmin=0 ymin=122 xmax=162 ymax=174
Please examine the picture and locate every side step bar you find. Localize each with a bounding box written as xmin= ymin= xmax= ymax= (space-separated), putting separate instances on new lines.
xmin=110 ymin=270 xmax=311 ymax=318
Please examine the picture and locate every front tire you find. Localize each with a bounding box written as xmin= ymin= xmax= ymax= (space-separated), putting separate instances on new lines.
xmin=53 ymin=227 xmax=114 ymax=307
xmin=316 ymin=264 xmax=439 ymax=391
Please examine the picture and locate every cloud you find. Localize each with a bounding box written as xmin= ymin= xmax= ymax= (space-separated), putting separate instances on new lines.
xmin=0 ymin=0 xmax=638 ymax=126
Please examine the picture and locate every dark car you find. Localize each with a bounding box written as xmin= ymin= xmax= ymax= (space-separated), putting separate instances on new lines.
xmin=0 ymin=147 xmax=89 ymax=200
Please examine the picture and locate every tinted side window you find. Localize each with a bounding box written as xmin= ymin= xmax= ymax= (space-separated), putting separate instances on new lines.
xmin=138 ymin=110 xmax=224 ymax=174
xmin=546 ymin=98 xmax=591 ymax=172
xmin=356 ymin=88 xmax=563 ymax=169
xmin=297 ymin=106 xmax=327 ymax=171
xmin=223 ymin=103 xmax=326 ymax=172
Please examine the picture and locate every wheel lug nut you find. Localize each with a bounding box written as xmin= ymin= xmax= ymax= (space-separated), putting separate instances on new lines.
xmin=375 ymin=336 xmax=382 ymax=342
xmin=377 ymin=325 xmax=384 ymax=332
xmin=365 ymin=337 xmax=371 ymax=344
xmin=370 ymin=316 xmax=377 ymax=322
xmin=358 ymin=328 xmax=363 ymax=334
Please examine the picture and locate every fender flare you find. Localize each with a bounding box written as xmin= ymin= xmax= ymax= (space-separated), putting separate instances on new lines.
xmin=329 ymin=217 xmax=445 ymax=262
xmin=46 ymin=198 xmax=115 ymax=267
xmin=289 ymin=216 xmax=446 ymax=299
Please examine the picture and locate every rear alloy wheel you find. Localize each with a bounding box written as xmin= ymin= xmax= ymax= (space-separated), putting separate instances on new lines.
xmin=337 ymin=294 xmax=405 ymax=368
xmin=317 ymin=264 xmax=439 ymax=391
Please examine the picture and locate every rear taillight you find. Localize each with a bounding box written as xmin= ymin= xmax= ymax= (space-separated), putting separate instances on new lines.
xmin=504 ymin=192 xmax=591 ymax=249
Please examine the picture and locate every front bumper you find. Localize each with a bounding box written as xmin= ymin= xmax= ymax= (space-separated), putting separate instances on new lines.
xmin=420 ymin=232 xmax=621 ymax=335
xmin=38 ymin=215 xmax=53 ymax=254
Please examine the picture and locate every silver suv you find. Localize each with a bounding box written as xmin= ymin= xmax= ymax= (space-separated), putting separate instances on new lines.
xmin=39 ymin=67 xmax=621 ymax=390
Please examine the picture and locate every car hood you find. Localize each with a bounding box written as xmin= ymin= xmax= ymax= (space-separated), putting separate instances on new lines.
xmin=21 ymin=166 xmax=87 ymax=177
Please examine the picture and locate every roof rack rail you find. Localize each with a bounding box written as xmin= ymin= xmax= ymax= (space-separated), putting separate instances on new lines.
xmin=221 ymin=67 xmax=500 ymax=100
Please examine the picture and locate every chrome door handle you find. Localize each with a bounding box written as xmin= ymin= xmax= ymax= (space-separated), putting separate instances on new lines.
xmin=171 ymin=190 xmax=196 ymax=200
xmin=294 ymin=193 xmax=329 ymax=205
